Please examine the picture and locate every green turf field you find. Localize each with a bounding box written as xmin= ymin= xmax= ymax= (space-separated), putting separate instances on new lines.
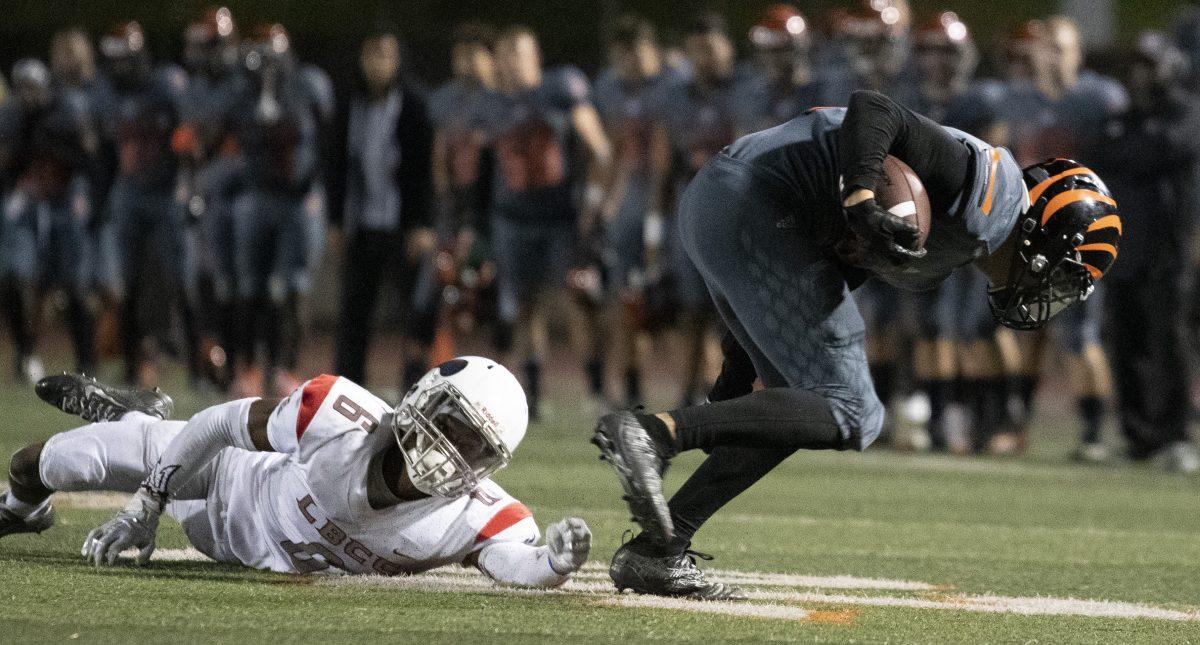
xmin=1 ymin=376 xmax=1198 ymax=644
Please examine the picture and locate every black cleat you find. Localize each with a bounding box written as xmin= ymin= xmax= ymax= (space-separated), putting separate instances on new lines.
xmin=591 ymin=411 xmax=673 ymax=541
xmin=35 ymin=373 xmax=174 ymax=423
xmin=0 ymin=493 xmax=56 ymax=539
xmin=610 ymin=539 xmax=746 ymax=601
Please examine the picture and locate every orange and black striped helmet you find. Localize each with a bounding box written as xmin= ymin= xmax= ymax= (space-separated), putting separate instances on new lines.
xmin=988 ymin=158 xmax=1120 ymax=330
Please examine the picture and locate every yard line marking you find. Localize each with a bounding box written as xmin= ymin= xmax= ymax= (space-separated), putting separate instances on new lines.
xmin=318 ymin=572 xmax=813 ymax=621
xmin=746 ymin=590 xmax=1200 ymax=623
xmin=593 ymin=595 xmax=812 ymax=621
xmin=147 ymin=549 xmax=1200 ymax=622
xmin=147 ymin=550 xmax=934 ymax=590
xmin=48 ymin=491 xmax=134 ymax=509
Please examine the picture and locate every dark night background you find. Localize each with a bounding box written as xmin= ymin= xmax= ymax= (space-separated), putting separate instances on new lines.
xmin=1 ymin=0 xmax=1190 ymax=226
xmin=1 ymin=1 xmax=1193 ymax=88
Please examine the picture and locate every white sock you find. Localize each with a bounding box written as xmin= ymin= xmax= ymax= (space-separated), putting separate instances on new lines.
xmin=4 ymin=491 xmax=48 ymax=517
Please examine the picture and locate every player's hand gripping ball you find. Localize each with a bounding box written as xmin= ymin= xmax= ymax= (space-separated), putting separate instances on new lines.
xmin=839 ymin=155 xmax=932 ymax=266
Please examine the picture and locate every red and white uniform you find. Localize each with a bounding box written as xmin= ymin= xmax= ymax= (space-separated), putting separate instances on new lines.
xmin=205 ymin=375 xmax=538 ymax=575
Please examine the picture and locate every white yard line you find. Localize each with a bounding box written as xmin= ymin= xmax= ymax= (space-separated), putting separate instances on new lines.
xmin=147 ymin=549 xmax=1200 ymax=622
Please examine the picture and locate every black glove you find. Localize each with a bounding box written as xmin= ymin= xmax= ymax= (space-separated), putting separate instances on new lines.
xmin=842 ymin=198 xmax=926 ymax=265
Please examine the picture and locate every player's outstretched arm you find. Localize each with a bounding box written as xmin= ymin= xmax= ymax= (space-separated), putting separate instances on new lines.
xmin=82 ymin=398 xmax=273 ymax=567
xmin=471 ymin=518 xmax=592 ymax=589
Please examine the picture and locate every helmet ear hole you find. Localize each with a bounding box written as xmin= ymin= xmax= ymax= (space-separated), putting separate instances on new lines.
xmin=437 ymin=358 xmax=469 ymax=377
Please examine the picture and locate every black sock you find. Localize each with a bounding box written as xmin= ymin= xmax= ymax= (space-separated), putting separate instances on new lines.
xmin=670 ymin=388 xmax=845 ymax=453
xmin=624 ymin=367 xmax=642 ymax=406
xmin=961 ymin=379 xmax=986 ymax=452
xmin=586 ymin=358 xmax=604 ymax=398
xmin=1079 ymin=395 xmax=1104 ymax=445
xmin=870 ymin=362 xmax=896 ymax=407
xmin=1019 ymin=375 xmax=1038 ymax=420
xmin=523 ymin=360 xmax=541 ymax=415
xmin=665 ymin=444 xmax=797 ymax=552
xmin=922 ymin=379 xmax=951 ymax=450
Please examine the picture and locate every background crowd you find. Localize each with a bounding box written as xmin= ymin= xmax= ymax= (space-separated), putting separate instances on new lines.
xmin=2 ymin=0 xmax=1200 ymax=472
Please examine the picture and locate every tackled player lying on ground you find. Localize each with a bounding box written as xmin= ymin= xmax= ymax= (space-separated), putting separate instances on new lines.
xmin=0 ymin=360 xmax=590 ymax=587
xmin=592 ymin=89 xmax=1122 ymax=600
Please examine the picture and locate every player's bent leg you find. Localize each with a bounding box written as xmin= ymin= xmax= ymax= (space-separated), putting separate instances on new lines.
xmin=39 ymin=414 xmax=185 ymax=495
xmin=2 ymin=413 xmax=185 ymax=539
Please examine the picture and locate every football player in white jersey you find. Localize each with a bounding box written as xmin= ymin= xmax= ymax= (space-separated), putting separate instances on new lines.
xmin=0 ymin=357 xmax=591 ymax=587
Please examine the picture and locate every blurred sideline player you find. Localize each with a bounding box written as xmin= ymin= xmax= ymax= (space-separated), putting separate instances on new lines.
xmin=1002 ymin=17 xmax=1123 ymax=459
xmin=429 ymin=22 xmax=498 ymax=346
xmin=1091 ymin=32 xmax=1200 ymax=472
xmin=735 ymin=5 xmax=839 ymax=134
xmin=658 ymin=14 xmax=740 ymax=407
xmin=228 ymin=24 xmax=319 ymax=397
xmin=0 ymin=359 xmax=591 ymax=586
xmin=593 ymin=16 xmax=673 ymax=407
xmin=176 ymin=7 xmax=247 ymax=390
xmin=476 ymin=27 xmax=611 ymax=419
xmin=50 ymin=29 xmax=119 ymax=367
xmin=0 ymin=59 xmax=98 ymax=381
xmin=593 ymin=89 xmax=1122 ymax=598
xmin=826 ymin=0 xmax=916 ymax=104
xmin=95 ymin=22 xmax=190 ymax=387
xmin=335 ymin=32 xmax=437 ymax=391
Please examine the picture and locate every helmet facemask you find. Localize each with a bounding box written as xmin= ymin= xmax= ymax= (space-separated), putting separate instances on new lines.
xmin=988 ymin=236 xmax=1094 ymax=330
xmin=391 ymin=381 xmax=512 ymax=498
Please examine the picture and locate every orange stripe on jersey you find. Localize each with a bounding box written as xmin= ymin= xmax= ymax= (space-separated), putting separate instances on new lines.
xmin=1087 ymin=214 xmax=1122 ymax=235
xmin=1041 ymin=189 xmax=1116 ymax=226
xmin=981 ymin=149 xmax=1001 ymax=216
xmin=1083 ymin=263 xmax=1103 ymax=280
xmin=296 ymin=374 xmax=338 ymax=440
xmin=1027 ymin=167 xmax=1096 ymax=206
xmin=475 ymin=502 xmax=532 ymax=544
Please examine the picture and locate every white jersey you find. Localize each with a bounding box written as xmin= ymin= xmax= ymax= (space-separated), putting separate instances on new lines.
xmin=207 ymin=375 xmax=539 ymax=575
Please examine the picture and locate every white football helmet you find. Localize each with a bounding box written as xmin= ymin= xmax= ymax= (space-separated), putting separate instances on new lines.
xmin=391 ymin=356 xmax=528 ymax=498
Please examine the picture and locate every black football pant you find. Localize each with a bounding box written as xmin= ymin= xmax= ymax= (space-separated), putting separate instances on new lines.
xmin=334 ymin=229 xmax=438 ymax=387
xmin=1105 ymin=270 xmax=1191 ymax=459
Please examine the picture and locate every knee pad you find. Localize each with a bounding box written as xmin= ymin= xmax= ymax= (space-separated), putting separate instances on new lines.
xmin=9 ymin=443 xmax=48 ymax=494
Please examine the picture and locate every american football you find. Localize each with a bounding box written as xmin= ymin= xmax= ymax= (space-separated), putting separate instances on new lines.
xmin=880 ymin=154 xmax=932 ymax=249
xmin=0 ymin=1 xmax=1197 ymax=643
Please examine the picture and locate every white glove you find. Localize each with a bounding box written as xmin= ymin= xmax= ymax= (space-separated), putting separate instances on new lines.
xmin=81 ymin=490 xmax=162 ymax=567
xmin=545 ymin=517 xmax=591 ymax=575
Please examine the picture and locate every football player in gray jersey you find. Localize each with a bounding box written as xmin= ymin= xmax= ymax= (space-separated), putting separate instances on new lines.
xmin=592 ymin=90 xmax=1122 ymax=600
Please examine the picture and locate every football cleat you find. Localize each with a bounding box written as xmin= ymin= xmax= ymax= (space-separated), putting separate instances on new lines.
xmin=0 ymin=493 xmax=55 ymax=539
xmin=610 ymin=539 xmax=746 ymax=601
xmin=35 ymin=373 xmax=174 ymax=423
xmin=592 ymin=411 xmax=674 ymax=541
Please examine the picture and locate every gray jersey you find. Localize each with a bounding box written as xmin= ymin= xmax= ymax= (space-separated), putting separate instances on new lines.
xmin=725 ymin=107 xmax=1026 ymax=291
